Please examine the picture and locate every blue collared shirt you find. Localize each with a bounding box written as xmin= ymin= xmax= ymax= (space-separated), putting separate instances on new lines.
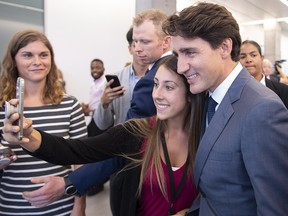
xmin=129 ymin=64 xmax=141 ymax=98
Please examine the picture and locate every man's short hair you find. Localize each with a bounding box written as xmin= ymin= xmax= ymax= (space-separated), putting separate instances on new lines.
xmin=126 ymin=27 xmax=133 ymax=46
xmin=133 ymin=9 xmax=168 ymax=38
xmin=163 ymin=2 xmax=241 ymax=61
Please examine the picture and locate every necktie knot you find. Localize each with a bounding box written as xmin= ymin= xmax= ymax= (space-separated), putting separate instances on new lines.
xmin=207 ymin=96 xmax=218 ymax=124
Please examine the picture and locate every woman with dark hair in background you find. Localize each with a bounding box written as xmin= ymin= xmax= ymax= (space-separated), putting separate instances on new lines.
xmin=240 ymin=40 xmax=288 ymax=108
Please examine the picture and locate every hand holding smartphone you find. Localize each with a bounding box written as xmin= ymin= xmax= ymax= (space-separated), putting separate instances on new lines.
xmin=5 ymin=77 xmax=25 ymax=140
xmin=105 ymin=75 xmax=124 ymax=96
xmin=105 ymin=75 xmax=121 ymax=88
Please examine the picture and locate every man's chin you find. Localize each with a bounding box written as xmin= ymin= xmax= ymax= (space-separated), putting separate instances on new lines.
xmin=92 ymin=75 xmax=101 ymax=80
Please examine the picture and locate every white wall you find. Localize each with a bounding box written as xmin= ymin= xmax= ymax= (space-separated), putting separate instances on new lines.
xmin=44 ymin=0 xmax=135 ymax=103
xmin=0 ymin=19 xmax=43 ymax=60
xmin=240 ymin=25 xmax=264 ymax=47
xmin=281 ymin=33 xmax=288 ymax=75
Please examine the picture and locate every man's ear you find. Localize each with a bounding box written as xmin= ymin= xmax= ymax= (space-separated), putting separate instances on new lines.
xmin=128 ymin=45 xmax=132 ymax=55
xmin=162 ymin=35 xmax=171 ymax=50
xmin=220 ymin=38 xmax=233 ymax=59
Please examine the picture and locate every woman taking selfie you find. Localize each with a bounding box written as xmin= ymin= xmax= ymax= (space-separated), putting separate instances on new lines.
xmin=3 ymin=55 xmax=205 ymax=216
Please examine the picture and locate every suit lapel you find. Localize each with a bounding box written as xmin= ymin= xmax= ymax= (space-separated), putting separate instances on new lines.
xmin=194 ymin=69 xmax=251 ymax=186
xmin=200 ymin=94 xmax=209 ymax=138
xmin=149 ymin=55 xmax=171 ymax=72
xmin=194 ymin=97 xmax=234 ymax=185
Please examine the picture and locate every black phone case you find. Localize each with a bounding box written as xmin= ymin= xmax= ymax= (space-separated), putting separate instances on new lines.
xmin=105 ymin=75 xmax=121 ymax=88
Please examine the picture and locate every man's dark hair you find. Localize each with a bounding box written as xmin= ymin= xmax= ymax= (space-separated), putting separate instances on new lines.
xmin=91 ymin=58 xmax=104 ymax=66
xmin=163 ymin=2 xmax=242 ymax=61
xmin=126 ymin=27 xmax=133 ymax=46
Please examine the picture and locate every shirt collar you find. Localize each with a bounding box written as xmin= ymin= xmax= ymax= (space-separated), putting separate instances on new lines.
xmin=129 ymin=64 xmax=134 ymax=76
xmin=260 ymin=74 xmax=266 ymax=86
xmin=210 ymin=62 xmax=243 ymax=109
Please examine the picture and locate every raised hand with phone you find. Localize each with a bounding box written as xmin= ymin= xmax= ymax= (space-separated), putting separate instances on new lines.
xmin=0 ymin=77 xmax=23 ymax=166
xmin=5 ymin=77 xmax=24 ymax=140
xmin=102 ymin=75 xmax=125 ymax=109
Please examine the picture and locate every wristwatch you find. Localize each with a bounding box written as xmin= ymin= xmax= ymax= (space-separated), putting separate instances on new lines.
xmin=64 ymin=175 xmax=78 ymax=196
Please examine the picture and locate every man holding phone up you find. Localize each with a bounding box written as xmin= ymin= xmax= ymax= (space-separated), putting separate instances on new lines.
xmin=66 ymin=28 xmax=148 ymax=205
xmin=94 ymin=27 xmax=148 ymax=130
xmin=65 ymin=28 xmax=148 ymax=202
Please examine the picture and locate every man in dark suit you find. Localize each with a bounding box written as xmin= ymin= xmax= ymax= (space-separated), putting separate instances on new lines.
xmin=126 ymin=9 xmax=172 ymax=119
xmin=163 ymin=2 xmax=288 ymax=215
xmin=240 ymin=40 xmax=288 ymax=109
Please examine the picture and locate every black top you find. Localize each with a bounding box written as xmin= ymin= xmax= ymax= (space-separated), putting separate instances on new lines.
xmin=266 ymin=77 xmax=288 ymax=109
xmin=30 ymin=123 xmax=143 ymax=165
xmin=29 ymin=121 xmax=145 ymax=216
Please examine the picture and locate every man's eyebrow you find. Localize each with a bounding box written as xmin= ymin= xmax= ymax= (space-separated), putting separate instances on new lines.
xmin=179 ymin=47 xmax=196 ymax=53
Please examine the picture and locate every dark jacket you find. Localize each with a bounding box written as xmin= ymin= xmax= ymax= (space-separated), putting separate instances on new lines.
xmin=266 ymin=77 xmax=288 ymax=109
xmin=109 ymin=165 xmax=141 ymax=216
xmin=30 ymin=122 xmax=146 ymax=216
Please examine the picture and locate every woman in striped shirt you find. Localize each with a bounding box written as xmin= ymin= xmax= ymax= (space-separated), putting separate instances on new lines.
xmin=0 ymin=30 xmax=87 ymax=216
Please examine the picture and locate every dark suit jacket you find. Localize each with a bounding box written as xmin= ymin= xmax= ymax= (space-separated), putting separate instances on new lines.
xmin=265 ymin=77 xmax=288 ymax=109
xmin=193 ymin=68 xmax=288 ymax=215
xmin=68 ymin=157 xmax=124 ymax=195
xmin=30 ymin=120 xmax=148 ymax=216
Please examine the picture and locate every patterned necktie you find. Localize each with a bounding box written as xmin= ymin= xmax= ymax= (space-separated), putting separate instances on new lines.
xmin=207 ymin=96 xmax=218 ymax=124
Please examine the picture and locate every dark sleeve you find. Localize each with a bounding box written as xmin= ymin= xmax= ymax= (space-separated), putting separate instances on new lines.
xmin=266 ymin=78 xmax=288 ymax=109
xmin=28 ymin=124 xmax=142 ymax=165
xmin=126 ymin=71 xmax=156 ymax=120
xmin=274 ymin=82 xmax=288 ymax=109
xmin=68 ymin=157 xmax=125 ymax=195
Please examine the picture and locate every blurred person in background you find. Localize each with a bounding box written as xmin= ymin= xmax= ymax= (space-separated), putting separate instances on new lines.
xmin=240 ymin=40 xmax=288 ymax=108
xmin=262 ymin=58 xmax=279 ymax=82
xmin=274 ymin=59 xmax=288 ymax=85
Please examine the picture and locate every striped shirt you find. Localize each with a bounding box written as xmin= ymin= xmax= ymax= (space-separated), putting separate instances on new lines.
xmin=0 ymin=94 xmax=87 ymax=216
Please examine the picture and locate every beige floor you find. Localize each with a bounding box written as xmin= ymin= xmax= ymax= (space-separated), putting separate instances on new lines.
xmin=85 ymin=182 xmax=112 ymax=216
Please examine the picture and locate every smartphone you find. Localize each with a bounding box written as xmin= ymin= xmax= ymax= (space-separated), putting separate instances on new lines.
xmin=0 ymin=146 xmax=12 ymax=158
xmin=105 ymin=75 xmax=121 ymax=88
xmin=16 ymin=77 xmax=24 ymax=140
xmin=5 ymin=77 xmax=25 ymax=140
xmin=0 ymin=146 xmax=15 ymax=164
